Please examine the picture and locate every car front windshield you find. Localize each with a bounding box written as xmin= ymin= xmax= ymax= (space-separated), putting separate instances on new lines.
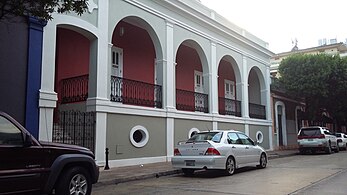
xmin=187 ymin=132 xmax=223 ymax=143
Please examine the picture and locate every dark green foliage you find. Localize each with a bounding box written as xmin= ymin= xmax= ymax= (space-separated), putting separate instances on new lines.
xmin=278 ymin=53 xmax=347 ymax=126
xmin=0 ymin=0 xmax=88 ymax=21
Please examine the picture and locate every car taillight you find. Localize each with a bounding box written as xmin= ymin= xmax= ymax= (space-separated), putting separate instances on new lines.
xmin=205 ymin=148 xmax=221 ymax=155
xmin=174 ymin=148 xmax=181 ymax=156
xmin=298 ymin=135 xmax=304 ymax=140
xmin=317 ymin=134 xmax=325 ymax=139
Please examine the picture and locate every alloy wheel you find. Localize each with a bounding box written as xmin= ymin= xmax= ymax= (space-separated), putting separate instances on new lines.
xmin=226 ymin=157 xmax=235 ymax=175
xmin=69 ymin=174 xmax=88 ymax=195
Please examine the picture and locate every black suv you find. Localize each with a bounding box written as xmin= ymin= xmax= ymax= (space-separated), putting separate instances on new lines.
xmin=0 ymin=111 xmax=99 ymax=195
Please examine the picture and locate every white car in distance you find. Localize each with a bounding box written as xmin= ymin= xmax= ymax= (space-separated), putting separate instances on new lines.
xmin=171 ymin=130 xmax=267 ymax=176
xmin=335 ymin=133 xmax=347 ymax=150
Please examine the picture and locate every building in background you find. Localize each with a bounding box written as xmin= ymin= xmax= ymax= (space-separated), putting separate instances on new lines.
xmin=270 ymin=42 xmax=347 ymax=78
xmin=269 ymin=41 xmax=347 ymax=149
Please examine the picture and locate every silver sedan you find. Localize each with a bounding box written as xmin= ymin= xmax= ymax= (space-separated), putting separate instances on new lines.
xmin=171 ymin=130 xmax=267 ymax=176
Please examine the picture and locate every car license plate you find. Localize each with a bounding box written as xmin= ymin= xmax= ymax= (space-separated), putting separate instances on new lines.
xmin=185 ymin=160 xmax=195 ymax=166
xmin=308 ymin=139 xmax=313 ymax=141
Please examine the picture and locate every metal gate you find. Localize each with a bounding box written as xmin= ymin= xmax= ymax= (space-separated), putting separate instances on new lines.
xmin=53 ymin=110 xmax=96 ymax=153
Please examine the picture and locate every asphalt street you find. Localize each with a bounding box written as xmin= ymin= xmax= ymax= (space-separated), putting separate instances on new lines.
xmin=93 ymin=151 xmax=347 ymax=195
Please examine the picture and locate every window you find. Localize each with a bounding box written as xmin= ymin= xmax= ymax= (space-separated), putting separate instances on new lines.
xmin=227 ymin=132 xmax=239 ymax=144
xmin=129 ymin=125 xmax=149 ymax=148
xmin=224 ymin=80 xmax=235 ymax=99
xmin=188 ymin=128 xmax=200 ymax=138
xmin=187 ymin=132 xmax=222 ymax=143
xmin=194 ymin=71 xmax=203 ymax=93
xmin=299 ymin=128 xmax=320 ymax=136
xmin=237 ymin=133 xmax=254 ymax=145
xmin=0 ymin=116 xmax=23 ymax=145
xmin=256 ymin=131 xmax=264 ymax=144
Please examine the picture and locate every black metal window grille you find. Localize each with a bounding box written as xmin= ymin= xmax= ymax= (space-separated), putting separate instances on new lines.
xmin=249 ymin=103 xmax=266 ymax=119
xmin=219 ymin=97 xmax=242 ymax=117
xmin=53 ymin=110 xmax=96 ymax=153
xmin=110 ymin=76 xmax=162 ymax=108
xmin=176 ymin=89 xmax=209 ymax=113
xmin=60 ymin=75 xmax=88 ymax=104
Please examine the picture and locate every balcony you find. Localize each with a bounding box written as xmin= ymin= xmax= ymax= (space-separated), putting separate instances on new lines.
xmin=176 ymin=89 xmax=208 ymax=113
xmin=110 ymin=76 xmax=162 ymax=108
xmin=249 ymin=103 xmax=266 ymax=119
xmin=219 ymin=98 xmax=241 ymax=117
xmin=59 ymin=75 xmax=88 ymax=104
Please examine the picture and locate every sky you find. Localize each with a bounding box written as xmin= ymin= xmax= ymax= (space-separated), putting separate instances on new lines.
xmin=200 ymin=0 xmax=347 ymax=53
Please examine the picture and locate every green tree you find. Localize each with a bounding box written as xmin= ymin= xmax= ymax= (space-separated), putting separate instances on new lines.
xmin=278 ymin=53 xmax=347 ymax=127
xmin=0 ymin=0 xmax=88 ymax=21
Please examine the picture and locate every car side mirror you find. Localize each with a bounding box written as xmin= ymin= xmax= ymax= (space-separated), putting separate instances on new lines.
xmin=255 ymin=140 xmax=260 ymax=145
xmin=24 ymin=134 xmax=33 ymax=147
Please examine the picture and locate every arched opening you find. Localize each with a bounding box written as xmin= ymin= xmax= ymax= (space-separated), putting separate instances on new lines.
xmin=275 ymin=101 xmax=287 ymax=147
xmin=54 ymin=26 xmax=96 ymax=112
xmin=248 ymin=67 xmax=266 ymax=119
xmin=217 ymin=55 xmax=241 ymax=117
xmin=175 ymin=40 xmax=209 ymax=113
xmin=110 ymin=16 xmax=163 ymax=108
xmin=53 ymin=25 xmax=97 ymax=152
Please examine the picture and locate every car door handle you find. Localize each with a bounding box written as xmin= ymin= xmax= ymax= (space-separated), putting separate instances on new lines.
xmin=232 ymin=146 xmax=236 ymax=148
xmin=245 ymin=146 xmax=249 ymax=149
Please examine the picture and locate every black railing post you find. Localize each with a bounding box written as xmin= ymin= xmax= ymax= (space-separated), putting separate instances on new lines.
xmin=104 ymin=148 xmax=110 ymax=170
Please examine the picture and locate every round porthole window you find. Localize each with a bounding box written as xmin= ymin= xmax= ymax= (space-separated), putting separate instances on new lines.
xmin=130 ymin=125 xmax=149 ymax=148
xmin=256 ymin=131 xmax=264 ymax=144
xmin=188 ymin=128 xmax=200 ymax=138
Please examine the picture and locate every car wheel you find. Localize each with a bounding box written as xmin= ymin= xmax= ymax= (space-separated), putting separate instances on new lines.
xmin=299 ymin=148 xmax=306 ymax=154
xmin=182 ymin=168 xmax=194 ymax=176
xmin=335 ymin=145 xmax=340 ymax=153
xmin=55 ymin=166 xmax=92 ymax=195
xmin=225 ymin=156 xmax=235 ymax=175
xmin=257 ymin=153 xmax=267 ymax=169
xmin=325 ymin=143 xmax=332 ymax=154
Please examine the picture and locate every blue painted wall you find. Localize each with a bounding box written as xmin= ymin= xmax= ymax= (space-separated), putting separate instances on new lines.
xmin=25 ymin=17 xmax=46 ymax=138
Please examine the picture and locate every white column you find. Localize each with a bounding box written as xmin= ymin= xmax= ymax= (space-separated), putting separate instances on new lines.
xmin=210 ymin=41 xmax=219 ymax=115
xmin=264 ymin=66 xmax=272 ymax=120
xmin=165 ymin=20 xmax=176 ymax=161
xmin=39 ymin=21 xmax=57 ymax=141
xmin=241 ymin=56 xmax=249 ymax=118
xmin=265 ymin=65 xmax=273 ymax=150
xmin=213 ymin=121 xmax=218 ymax=130
xmin=93 ymin=0 xmax=109 ymax=164
xmin=245 ymin=123 xmax=249 ymax=136
xmin=164 ymin=20 xmax=176 ymax=111
xmin=95 ymin=112 xmax=107 ymax=164
xmin=95 ymin=0 xmax=109 ymax=101
xmin=166 ymin=118 xmax=174 ymax=161
xmin=269 ymin=126 xmax=273 ymax=150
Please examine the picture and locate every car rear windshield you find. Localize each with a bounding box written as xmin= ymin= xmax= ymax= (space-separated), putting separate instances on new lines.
xmin=299 ymin=128 xmax=321 ymax=136
xmin=187 ymin=132 xmax=222 ymax=143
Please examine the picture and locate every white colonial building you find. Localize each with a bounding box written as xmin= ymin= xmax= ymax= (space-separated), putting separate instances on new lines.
xmin=38 ymin=0 xmax=274 ymax=167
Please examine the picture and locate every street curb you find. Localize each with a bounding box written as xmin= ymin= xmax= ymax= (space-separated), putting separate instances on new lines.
xmin=95 ymin=152 xmax=298 ymax=187
xmin=95 ymin=169 xmax=182 ymax=187
xmin=268 ymin=152 xmax=298 ymax=160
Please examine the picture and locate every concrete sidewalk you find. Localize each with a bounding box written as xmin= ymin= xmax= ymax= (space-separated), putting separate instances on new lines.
xmin=95 ymin=149 xmax=298 ymax=187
